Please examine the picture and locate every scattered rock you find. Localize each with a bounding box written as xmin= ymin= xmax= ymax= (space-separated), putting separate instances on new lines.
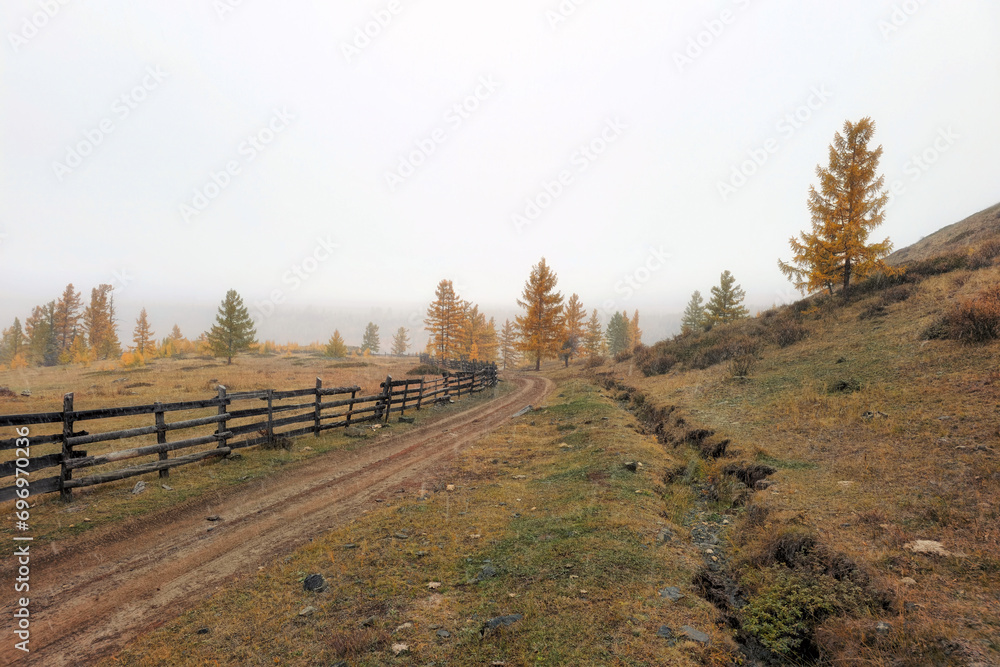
xmin=303 ymin=574 xmax=326 ymax=592
xmin=875 ymin=621 xmax=892 ymax=634
xmin=476 ymin=564 xmax=499 ymax=581
xmin=298 ymin=606 xmax=316 ymax=617
xmin=360 ymin=616 xmax=376 ymax=628
xmin=161 ymin=484 xmax=173 ymax=491
xmin=680 ymin=625 xmax=710 ymax=644
xmin=196 ymin=627 xmax=210 ymax=635
xmin=20 ymin=390 xmax=31 ymax=397
xmin=436 ymin=629 xmax=451 ymax=639
xmin=655 ymin=527 xmax=674 ymax=544
xmin=394 ymin=532 xmax=410 ymax=540
xmin=512 ymin=475 xmax=527 ymax=480
xmin=837 ymin=481 xmax=855 ymax=488
xmin=659 ymin=587 xmax=684 ymax=602
xmin=901 ymin=577 xmax=917 ymax=586
xmin=343 ymin=543 xmax=357 ymax=549
xmin=391 ymin=643 xmax=409 ymax=655
xmin=624 ymin=462 xmax=639 ymax=473
xmin=206 ymin=515 xmax=222 ymax=522
xmin=345 ymin=426 xmax=368 ymax=438
xmin=427 ymin=581 xmax=442 ymax=589
xmin=446 ymin=484 xmax=456 ymax=492
xmin=301 ymin=446 xmax=313 ymax=452
xmin=399 ymin=415 xmax=415 ymax=424
xmin=480 ymin=614 xmax=523 ymax=637
xmin=904 ymin=540 xmax=965 ymax=557
xmin=131 ymin=481 xmax=147 ymax=495
xmin=828 ymin=378 xmax=862 ymax=394
xmin=656 ymin=625 xmax=674 ymax=639
xmin=395 ymin=622 xmax=413 ymax=632
xmin=513 ymin=405 xmax=533 ymax=418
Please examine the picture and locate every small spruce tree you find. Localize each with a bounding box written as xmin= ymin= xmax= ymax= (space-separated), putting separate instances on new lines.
xmin=706 ymin=271 xmax=749 ymax=325
xmin=206 ymin=290 xmax=258 ymax=364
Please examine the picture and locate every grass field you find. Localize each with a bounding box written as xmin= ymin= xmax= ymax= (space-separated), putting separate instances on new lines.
xmin=102 ymin=372 xmax=738 ymax=666
xmin=0 ymin=353 xmax=449 ymax=546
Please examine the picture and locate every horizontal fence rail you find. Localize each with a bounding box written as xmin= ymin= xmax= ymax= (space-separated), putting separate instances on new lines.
xmin=0 ymin=361 xmax=498 ymax=503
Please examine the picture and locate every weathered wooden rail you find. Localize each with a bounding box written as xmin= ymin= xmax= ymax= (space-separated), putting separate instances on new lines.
xmin=0 ymin=362 xmax=498 ymax=502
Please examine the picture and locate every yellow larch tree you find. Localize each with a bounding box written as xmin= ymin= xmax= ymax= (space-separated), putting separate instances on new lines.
xmin=515 ymin=257 xmax=564 ymax=371
xmin=499 ymin=318 xmax=519 ymax=370
xmin=584 ymin=309 xmax=606 ymax=358
xmin=561 ymin=293 xmax=586 ymax=366
xmin=779 ymin=117 xmax=895 ymax=298
xmin=132 ymin=307 xmax=156 ymax=356
xmin=424 ymin=279 xmax=464 ymax=360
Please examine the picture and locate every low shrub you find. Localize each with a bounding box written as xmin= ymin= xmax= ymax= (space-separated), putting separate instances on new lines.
xmin=852 ymin=270 xmax=909 ymax=297
xmin=634 ymin=346 xmax=676 ymax=376
xmin=741 ymin=567 xmax=863 ymax=656
xmin=882 ymin=284 xmax=914 ymax=304
xmin=945 ymin=284 xmax=1000 ymax=344
xmin=827 ymin=378 xmax=861 ymax=394
xmin=968 ymin=238 xmax=1000 ymax=269
xmin=919 ymin=315 xmax=950 ymax=341
xmin=857 ymin=303 xmax=887 ymax=321
xmin=729 ymin=354 xmax=757 ymax=378
xmin=613 ymin=349 xmax=633 ymax=363
xmin=770 ymin=320 xmax=808 ymax=348
xmin=737 ymin=530 xmax=891 ymax=658
xmin=906 ymin=252 xmax=968 ymax=278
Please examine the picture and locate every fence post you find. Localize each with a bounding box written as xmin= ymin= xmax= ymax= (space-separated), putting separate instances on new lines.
xmin=382 ymin=375 xmax=392 ymax=424
xmin=443 ymin=373 xmax=450 ymax=403
xmin=400 ymin=381 xmax=409 ymax=418
xmin=216 ymin=386 xmax=229 ymax=449
xmin=346 ymin=388 xmax=357 ymax=427
xmin=314 ymin=378 xmax=322 ymax=436
xmin=416 ymin=378 xmax=425 ymax=411
xmin=154 ymin=401 xmax=168 ymax=478
xmin=59 ymin=393 xmax=74 ymax=502
xmin=266 ymin=389 xmax=274 ymax=443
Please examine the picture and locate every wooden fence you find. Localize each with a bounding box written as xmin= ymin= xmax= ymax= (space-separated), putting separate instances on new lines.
xmin=0 ymin=362 xmax=498 ymax=503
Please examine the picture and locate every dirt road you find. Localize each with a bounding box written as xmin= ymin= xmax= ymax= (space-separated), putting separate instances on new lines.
xmin=2 ymin=374 xmax=552 ymax=666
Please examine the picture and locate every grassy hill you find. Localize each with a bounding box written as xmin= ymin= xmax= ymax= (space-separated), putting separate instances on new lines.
xmin=888 ymin=201 xmax=1000 ymax=266
xmin=614 ymin=208 xmax=1000 ymax=664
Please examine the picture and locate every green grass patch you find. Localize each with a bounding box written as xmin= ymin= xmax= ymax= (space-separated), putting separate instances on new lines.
xmin=754 ymin=453 xmax=819 ymax=470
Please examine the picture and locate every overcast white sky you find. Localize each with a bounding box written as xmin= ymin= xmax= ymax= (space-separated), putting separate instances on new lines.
xmin=2 ymin=0 xmax=998 ymax=346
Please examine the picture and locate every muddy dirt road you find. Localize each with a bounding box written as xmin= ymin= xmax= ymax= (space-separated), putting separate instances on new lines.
xmin=2 ymin=374 xmax=552 ymax=665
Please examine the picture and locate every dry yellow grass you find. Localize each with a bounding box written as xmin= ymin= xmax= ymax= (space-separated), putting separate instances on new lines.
xmin=615 ymin=266 xmax=1000 ymax=664
xmin=0 ymin=354 xmax=443 ymax=545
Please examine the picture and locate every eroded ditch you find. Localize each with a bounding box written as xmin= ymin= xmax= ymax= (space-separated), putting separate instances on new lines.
xmin=595 ymin=374 xmax=894 ymax=665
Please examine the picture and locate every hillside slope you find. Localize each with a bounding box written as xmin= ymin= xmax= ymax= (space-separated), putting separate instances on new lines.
xmin=888 ymin=201 xmax=1000 ymax=265
xmin=614 ymin=225 xmax=1000 ymax=663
